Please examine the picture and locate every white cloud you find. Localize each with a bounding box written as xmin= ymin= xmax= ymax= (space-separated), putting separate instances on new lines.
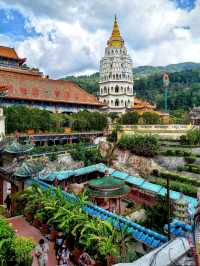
xmin=0 ymin=0 xmax=200 ymax=77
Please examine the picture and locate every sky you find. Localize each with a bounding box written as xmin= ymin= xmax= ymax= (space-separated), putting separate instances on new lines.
xmin=0 ymin=0 xmax=199 ymax=78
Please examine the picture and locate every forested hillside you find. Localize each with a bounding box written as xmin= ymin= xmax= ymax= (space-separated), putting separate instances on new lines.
xmin=63 ymin=63 xmax=200 ymax=111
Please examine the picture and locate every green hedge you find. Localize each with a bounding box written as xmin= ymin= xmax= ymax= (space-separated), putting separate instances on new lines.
xmin=152 ymin=169 xmax=200 ymax=187
xmin=150 ymin=177 xmax=197 ymax=197
xmin=118 ymin=134 xmax=160 ymax=157
xmin=161 ymin=149 xmax=193 ymax=157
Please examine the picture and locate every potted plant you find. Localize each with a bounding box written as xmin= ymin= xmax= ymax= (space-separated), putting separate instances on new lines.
xmin=33 ymin=212 xmax=42 ymax=228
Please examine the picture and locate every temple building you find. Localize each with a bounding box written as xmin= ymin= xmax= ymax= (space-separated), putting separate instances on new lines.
xmin=189 ymin=107 xmax=200 ymax=125
xmin=99 ymin=16 xmax=134 ymax=113
xmin=0 ymin=46 xmax=103 ymax=113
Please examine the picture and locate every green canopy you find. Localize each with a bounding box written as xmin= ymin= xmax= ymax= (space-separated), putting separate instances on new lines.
xmin=4 ymin=142 xmax=33 ymax=154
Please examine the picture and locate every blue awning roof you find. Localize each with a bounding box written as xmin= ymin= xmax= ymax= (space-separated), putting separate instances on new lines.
xmin=111 ymin=171 xmax=129 ymax=179
xmin=126 ymin=176 xmax=145 ymax=186
xmin=141 ymin=182 xmax=163 ymax=193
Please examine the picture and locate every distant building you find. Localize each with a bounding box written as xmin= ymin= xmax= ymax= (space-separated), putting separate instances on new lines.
xmin=129 ymin=97 xmax=169 ymax=123
xmin=0 ymin=46 xmax=103 ymax=113
xmin=99 ymin=16 xmax=134 ymax=113
xmin=189 ymin=107 xmax=200 ymax=125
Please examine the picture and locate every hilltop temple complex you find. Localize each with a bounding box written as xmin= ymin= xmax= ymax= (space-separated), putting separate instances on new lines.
xmin=0 ymin=46 xmax=103 ymax=113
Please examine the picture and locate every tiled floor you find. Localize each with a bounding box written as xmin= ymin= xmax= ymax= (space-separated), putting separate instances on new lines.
xmin=8 ymin=216 xmax=57 ymax=266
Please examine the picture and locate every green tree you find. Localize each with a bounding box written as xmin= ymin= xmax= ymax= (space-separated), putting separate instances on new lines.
xmin=142 ymin=112 xmax=160 ymax=124
xmin=118 ymin=134 xmax=160 ymax=157
xmin=119 ymin=111 xmax=140 ymax=125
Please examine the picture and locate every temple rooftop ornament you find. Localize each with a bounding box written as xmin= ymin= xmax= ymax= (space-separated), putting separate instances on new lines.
xmin=4 ymin=141 xmax=33 ymax=154
xmin=14 ymin=159 xmax=45 ymax=179
xmin=107 ymin=15 xmax=124 ymax=48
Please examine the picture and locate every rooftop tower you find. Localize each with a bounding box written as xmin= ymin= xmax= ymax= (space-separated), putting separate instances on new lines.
xmin=99 ymin=16 xmax=134 ymax=113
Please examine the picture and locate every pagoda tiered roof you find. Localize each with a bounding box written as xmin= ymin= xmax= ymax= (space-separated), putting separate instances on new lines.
xmin=87 ymin=174 xmax=130 ymax=198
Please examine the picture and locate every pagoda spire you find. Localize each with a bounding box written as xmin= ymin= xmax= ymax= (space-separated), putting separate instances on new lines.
xmin=107 ymin=15 xmax=124 ymax=48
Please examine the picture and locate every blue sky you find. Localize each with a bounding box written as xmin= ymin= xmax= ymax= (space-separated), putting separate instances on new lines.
xmin=0 ymin=0 xmax=199 ymax=77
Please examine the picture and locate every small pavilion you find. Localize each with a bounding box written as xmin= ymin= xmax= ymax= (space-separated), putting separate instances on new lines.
xmin=86 ymin=171 xmax=130 ymax=214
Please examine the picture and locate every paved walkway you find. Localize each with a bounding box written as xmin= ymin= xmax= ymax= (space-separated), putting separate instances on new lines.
xmin=8 ymin=216 xmax=57 ymax=266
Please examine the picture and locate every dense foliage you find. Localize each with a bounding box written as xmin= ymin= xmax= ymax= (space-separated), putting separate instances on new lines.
xmin=70 ymin=145 xmax=104 ymax=166
xmin=144 ymin=196 xmax=169 ymax=233
xmin=65 ymin=110 xmax=108 ymax=132
xmin=18 ymin=185 xmax=137 ymax=264
xmin=118 ymin=134 xmax=160 ymax=157
xmin=142 ymin=112 xmax=160 ymax=124
xmin=180 ymin=129 xmax=200 ymax=145
xmin=0 ymin=216 xmax=35 ymax=265
xmin=63 ymin=64 xmax=200 ymax=111
xmin=118 ymin=112 xmax=140 ymax=125
xmin=4 ymin=106 xmax=108 ymax=134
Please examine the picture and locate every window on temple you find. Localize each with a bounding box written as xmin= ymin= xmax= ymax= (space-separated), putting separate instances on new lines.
xmin=111 ymin=100 xmax=113 ymax=105
xmin=111 ymin=87 xmax=113 ymax=91
xmin=113 ymin=74 xmax=115 ymax=79
xmin=115 ymin=85 xmax=119 ymax=93
xmin=115 ymin=99 xmax=119 ymax=106
xmin=116 ymin=74 xmax=118 ymax=79
xmin=121 ymin=100 xmax=123 ymax=104
xmin=103 ymin=99 xmax=106 ymax=104
xmin=121 ymin=86 xmax=123 ymax=92
xmin=104 ymin=86 xmax=107 ymax=93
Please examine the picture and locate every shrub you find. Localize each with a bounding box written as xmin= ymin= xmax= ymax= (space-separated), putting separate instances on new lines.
xmin=165 ymin=149 xmax=176 ymax=156
xmin=11 ymin=236 xmax=35 ymax=266
xmin=142 ymin=112 xmax=161 ymax=124
xmin=107 ymin=129 xmax=117 ymax=142
xmin=119 ymin=111 xmax=140 ymax=125
xmin=48 ymin=153 xmax=58 ymax=161
xmin=118 ymin=134 xmax=160 ymax=157
xmin=177 ymin=166 xmax=183 ymax=172
xmin=151 ymin=169 xmax=160 ymax=176
xmin=184 ymin=156 xmax=196 ymax=164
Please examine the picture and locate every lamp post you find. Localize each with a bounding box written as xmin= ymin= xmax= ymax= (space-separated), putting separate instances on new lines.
xmin=163 ymin=73 xmax=170 ymax=113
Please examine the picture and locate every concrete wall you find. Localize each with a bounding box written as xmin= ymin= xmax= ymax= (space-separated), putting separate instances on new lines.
xmin=118 ymin=124 xmax=196 ymax=140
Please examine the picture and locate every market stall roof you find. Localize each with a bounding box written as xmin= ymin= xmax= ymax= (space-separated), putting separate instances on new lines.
xmin=4 ymin=142 xmax=33 ymax=154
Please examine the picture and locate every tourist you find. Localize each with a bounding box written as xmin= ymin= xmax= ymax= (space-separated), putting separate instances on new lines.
xmin=4 ymin=194 xmax=11 ymax=217
xmin=78 ymin=251 xmax=95 ymax=266
xmin=57 ymin=244 xmax=70 ymax=265
xmin=54 ymin=177 xmax=59 ymax=187
xmin=35 ymin=239 xmax=49 ymax=266
xmin=55 ymin=231 xmax=65 ymax=259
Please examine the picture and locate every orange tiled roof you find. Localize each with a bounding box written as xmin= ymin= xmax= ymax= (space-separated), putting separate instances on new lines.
xmin=0 ymin=46 xmax=20 ymax=60
xmin=0 ymin=69 xmax=103 ymax=106
xmin=133 ymin=97 xmax=156 ymax=109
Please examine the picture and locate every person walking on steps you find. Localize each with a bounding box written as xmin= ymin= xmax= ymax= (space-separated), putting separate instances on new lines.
xmin=35 ymin=239 xmax=49 ymax=266
xmin=57 ymin=244 xmax=71 ymax=266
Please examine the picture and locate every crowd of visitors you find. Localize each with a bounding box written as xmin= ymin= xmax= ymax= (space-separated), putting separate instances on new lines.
xmin=35 ymin=231 xmax=95 ymax=266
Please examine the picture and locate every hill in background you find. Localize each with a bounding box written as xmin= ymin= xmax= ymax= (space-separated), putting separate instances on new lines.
xmin=62 ymin=62 xmax=200 ymax=111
